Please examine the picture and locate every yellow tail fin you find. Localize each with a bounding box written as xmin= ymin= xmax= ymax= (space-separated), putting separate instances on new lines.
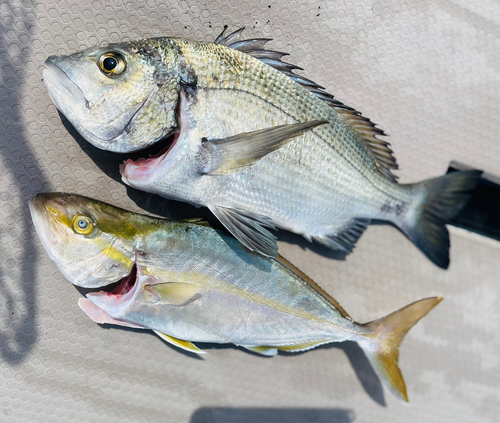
xmin=359 ymin=297 xmax=442 ymax=402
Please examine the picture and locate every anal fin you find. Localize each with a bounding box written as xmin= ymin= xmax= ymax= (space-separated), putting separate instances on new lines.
xmin=241 ymin=345 xmax=278 ymax=356
xmin=313 ymin=218 xmax=370 ymax=253
xmin=242 ymin=340 xmax=332 ymax=356
xmin=278 ymin=339 xmax=332 ymax=353
xmin=154 ymin=331 xmax=206 ymax=355
xmin=208 ymin=204 xmax=278 ymax=257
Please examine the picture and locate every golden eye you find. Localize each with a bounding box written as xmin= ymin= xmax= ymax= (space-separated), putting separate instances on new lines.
xmin=98 ymin=52 xmax=126 ymax=76
xmin=71 ymin=215 xmax=94 ymax=235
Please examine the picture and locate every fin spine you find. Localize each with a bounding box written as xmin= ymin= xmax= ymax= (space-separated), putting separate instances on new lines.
xmin=214 ymin=26 xmax=398 ymax=181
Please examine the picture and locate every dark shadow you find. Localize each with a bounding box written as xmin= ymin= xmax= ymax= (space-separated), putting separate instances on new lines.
xmin=191 ymin=407 xmax=355 ymax=423
xmin=186 ymin=341 xmax=385 ymax=405
xmin=0 ymin=1 xmax=46 ymax=364
xmin=329 ymin=342 xmax=385 ymax=406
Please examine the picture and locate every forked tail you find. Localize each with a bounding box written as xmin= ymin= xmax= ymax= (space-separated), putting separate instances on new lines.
xmin=358 ymin=297 xmax=442 ymax=402
xmin=402 ymin=170 xmax=481 ymax=269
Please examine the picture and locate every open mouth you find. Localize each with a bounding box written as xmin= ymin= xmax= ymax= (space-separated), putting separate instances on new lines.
xmin=109 ymin=263 xmax=138 ymax=296
xmin=80 ymin=263 xmax=142 ymax=323
xmin=120 ymin=132 xmax=180 ymax=184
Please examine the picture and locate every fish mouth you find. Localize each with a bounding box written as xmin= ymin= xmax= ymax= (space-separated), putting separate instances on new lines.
xmin=120 ymin=132 xmax=180 ymax=186
xmin=120 ymin=87 xmax=190 ymax=186
xmin=84 ymin=263 xmax=140 ymax=316
xmin=43 ymin=59 xmax=88 ymax=108
xmin=78 ymin=264 xmax=146 ymax=327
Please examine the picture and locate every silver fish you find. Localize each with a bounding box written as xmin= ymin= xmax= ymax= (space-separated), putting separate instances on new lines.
xmin=30 ymin=192 xmax=441 ymax=402
xmin=43 ymin=28 xmax=481 ymax=267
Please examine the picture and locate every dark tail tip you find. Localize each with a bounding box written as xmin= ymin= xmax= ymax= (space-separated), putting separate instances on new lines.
xmin=405 ymin=170 xmax=482 ymax=269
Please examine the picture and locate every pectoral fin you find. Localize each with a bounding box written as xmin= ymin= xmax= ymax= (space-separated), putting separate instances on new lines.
xmin=202 ymin=120 xmax=327 ymax=175
xmin=208 ymin=205 xmax=278 ymax=257
xmin=154 ymin=331 xmax=206 ymax=355
xmin=145 ymin=283 xmax=202 ymax=306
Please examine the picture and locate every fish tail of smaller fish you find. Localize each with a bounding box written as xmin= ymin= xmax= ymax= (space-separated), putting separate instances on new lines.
xmin=358 ymin=297 xmax=443 ymax=402
xmin=400 ymin=170 xmax=482 ymax=269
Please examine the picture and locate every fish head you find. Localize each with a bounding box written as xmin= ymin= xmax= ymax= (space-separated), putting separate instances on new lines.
xmin=29 ymin=193 xmax=139 ymax=288
xmin=43 ymin=39 xmax=183 ymax=152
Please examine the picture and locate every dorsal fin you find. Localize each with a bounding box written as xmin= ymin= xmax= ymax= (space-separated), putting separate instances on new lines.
xmin=276 ymin=255 xmax=352 ymax=321
xmin=214 ymin=27 xmax=398 ymax=181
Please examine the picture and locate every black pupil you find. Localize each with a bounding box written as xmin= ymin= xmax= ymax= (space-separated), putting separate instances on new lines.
xmin=78 ymin=219 xmax=88 ymax=229
xmin=103 ymin=57 xmax=117 ymax=71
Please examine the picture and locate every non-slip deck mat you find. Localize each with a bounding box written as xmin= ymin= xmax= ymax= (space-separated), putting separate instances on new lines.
xmin=1 ymin=1 xmax=499 ymax=421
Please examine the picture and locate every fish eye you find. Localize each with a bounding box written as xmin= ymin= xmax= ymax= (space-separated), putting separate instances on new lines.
xmin=98 ymin=52 xmax=126 ymax=76
xmin=71 ymin=214 xmax=94 ymax=235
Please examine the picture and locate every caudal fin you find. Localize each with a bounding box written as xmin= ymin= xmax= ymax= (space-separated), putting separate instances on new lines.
xmin=358 ymin=297 xmax=442 ymax=402
xmin=403 ymin=170 xmax=481 ymax=269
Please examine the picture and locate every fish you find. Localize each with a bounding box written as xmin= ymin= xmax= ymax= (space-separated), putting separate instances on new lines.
xmin=43 ymin=28 xmax=481 ymax=268
xmin=30 ymin=192 xmax=442 ymax=401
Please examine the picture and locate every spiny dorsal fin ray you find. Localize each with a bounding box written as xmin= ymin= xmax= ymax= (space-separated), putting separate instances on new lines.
xmin=214 ymin=27 xmax=398 ymax=181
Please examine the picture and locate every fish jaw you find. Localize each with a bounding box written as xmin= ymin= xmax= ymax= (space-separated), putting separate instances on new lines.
xmin=86 ymin=263 xmax=142 ymax=318
xmin=78 ymin=298 xmax=145 ymax=329
xmin=43 ymin=59 xmax=88 ymax=110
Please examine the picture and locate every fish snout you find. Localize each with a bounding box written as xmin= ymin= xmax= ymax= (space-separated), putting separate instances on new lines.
xmin=29 ymin=194 xmax=57 ymax=250
xmin=43 ymin=58 xmax=87 ymax=104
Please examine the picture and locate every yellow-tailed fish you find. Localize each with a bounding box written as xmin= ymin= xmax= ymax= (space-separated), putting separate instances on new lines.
xmin=42 ymin=28 xmax=480 ymax=268
xmin=30 ymin=192 xmax=442 ymax=401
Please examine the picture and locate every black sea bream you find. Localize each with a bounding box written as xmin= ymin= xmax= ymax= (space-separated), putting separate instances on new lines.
xmin=43 ymin=28 xmax=480 ymax=267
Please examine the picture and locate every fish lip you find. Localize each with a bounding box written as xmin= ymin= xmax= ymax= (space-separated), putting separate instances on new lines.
xmin=43 ymin=58 xmax=89 ymax=106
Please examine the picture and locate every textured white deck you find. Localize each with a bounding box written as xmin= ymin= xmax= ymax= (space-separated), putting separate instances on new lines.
xmin=0 ymin=1 xmax=499 ymax=421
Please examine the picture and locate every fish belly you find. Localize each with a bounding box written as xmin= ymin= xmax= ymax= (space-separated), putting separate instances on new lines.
xmin=133 ymin=290 xmax=357 ymax=345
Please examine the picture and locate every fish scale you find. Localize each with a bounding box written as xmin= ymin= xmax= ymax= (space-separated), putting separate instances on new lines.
xmin=43 ymin=30 xmax=481 ymax=267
